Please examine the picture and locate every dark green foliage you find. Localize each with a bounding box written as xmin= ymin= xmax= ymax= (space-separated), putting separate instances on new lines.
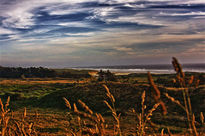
xmin=0 ymin=66 xmax=56 ymax=78
xmin=97 ymin=70 xmax=117 ymax=81
xmin=0 ymin=66 xmax=91 ymax=78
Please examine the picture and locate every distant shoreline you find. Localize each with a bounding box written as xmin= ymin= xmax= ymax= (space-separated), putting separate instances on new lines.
xmin=73 ymin=68 xmax=205 ymax=75
xmin=72 ymin=63 xmax=205 ymax=74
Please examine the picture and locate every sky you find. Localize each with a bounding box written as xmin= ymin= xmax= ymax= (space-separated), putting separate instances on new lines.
xmin=0 ymin=0 xmax=205 ymax=67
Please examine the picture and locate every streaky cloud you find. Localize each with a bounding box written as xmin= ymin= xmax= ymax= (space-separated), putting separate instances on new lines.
xmin=0 ymin=0 xmax=205 ymax=67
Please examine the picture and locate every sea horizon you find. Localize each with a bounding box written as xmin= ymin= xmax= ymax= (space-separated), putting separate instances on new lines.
xmin=72 ymin=63 xmax=205 ymax=74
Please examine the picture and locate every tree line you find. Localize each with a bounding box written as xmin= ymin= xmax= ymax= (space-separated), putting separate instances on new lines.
xmin=0 ymin=66 xmax=90 ymax=78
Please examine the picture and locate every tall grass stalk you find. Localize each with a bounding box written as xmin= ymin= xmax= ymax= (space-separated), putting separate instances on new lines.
xmin=131 ymin=90 xmax=160 ymax=136
xmin=172 ymin=57 xmax=198 ymax=136
xmin=147 ymin=72 xmax=167 ymax=115
xmin=63 ymin=97 xmax=105 ymax=136
xmin=103 ymin=84 xmax=122 ymax=136
xmin=0 ymin=97 xmax=10 ymax=136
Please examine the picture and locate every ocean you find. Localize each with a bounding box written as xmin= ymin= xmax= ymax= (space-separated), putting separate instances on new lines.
xmin=74 ymin=63 xmax=205 ymax=74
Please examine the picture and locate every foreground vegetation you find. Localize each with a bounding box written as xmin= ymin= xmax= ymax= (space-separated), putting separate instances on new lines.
xmin=0 ymin=58 xmax=204 ymax=135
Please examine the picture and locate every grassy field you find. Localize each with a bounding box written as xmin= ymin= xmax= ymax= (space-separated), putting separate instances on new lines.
xmin=0 ymin=68 xmax=204 ymax=135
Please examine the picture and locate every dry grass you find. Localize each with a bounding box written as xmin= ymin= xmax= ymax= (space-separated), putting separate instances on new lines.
xmin=147 ymin=72 xmax=167 ymax=116
xmin=171 ymin=57 xmax=199 ymax=136
xmin=103 ymin=84 xmax=122 ymax=136
xmin=131 ymin=90 xmax=160 ymax=136
xmin=63 ymin=98 xmax=106 ymax=136
xmin=1 ymin=107 xmax=74 ymax=135
xmin=0 ymin=97 xmax=37 ymax=136
xmin=0 ymin=78 xmax=89 ymax=85
xmin=62 ymin=85 xmax=162 ymax=136
xmin=0 ymin=57 xmax=204 ymax=135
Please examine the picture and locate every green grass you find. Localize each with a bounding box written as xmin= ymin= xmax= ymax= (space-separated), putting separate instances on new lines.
xmin=53 ymin=68 xmax=96 ymax=75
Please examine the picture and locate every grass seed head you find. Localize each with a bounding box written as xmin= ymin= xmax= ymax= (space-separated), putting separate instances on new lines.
xmin=195 ymin=79 xmax=200 ymax=88
xmin=0 ymin=98 xmax=5 ymax=113
xmin=5 ymin=96 xmax=10 ymax=108
xmin=159 ymin=101 xmax=167 ymax=115
xmin=103 ymin=84 xmax=110 ymax=95
xmin=104 ymin=100 xmax=113 ymax=111
xmin=73 ymin=103 xmax=78 ymax=112
xmin=63 ymin=97 xmax=71 ymax=110
xmin=23 ymin=107 xmax=27 ymax=119
xmin=78 ymin=99 xmax=93 ymax=115
xmin=172 ymin=57 xmax=185 ymax=79
xmin=200 ymin=112 xmax=204 ymax=125
xmin=98 ymin=114 xmax=105 ymax=123
xmin=188 ymin=75 xmax=194 ymax=85
xmin=141 ymin=91 xmax=146 ymax=105
xmin=147 ymin=72 xmax=160 ymax=99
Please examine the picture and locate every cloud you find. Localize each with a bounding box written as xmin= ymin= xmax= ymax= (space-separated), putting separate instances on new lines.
xmin=183 ymin=44 xmax=205 ymax=54
xmin=0 ymin=0 xmax=205 ymax=66
xmin=0 ymin=27 xmax=14 ymax=34
xmin=114 ymin=47 xmax=132 ymax=52
xmin=160 ymin=11 xmax=205 ymax=16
